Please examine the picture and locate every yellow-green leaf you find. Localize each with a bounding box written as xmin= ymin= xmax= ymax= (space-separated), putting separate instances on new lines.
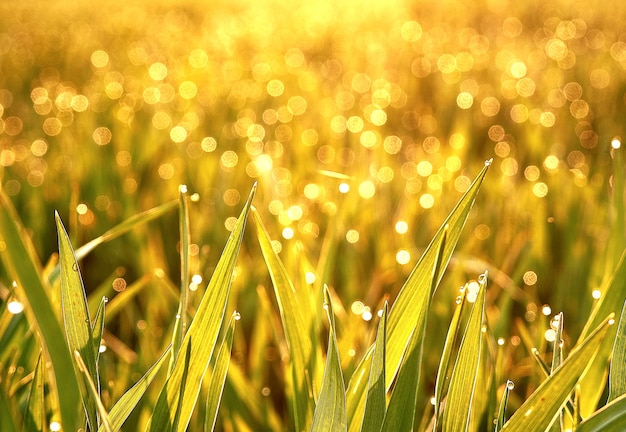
xmin=360 ymin=301 xmax=387 ymax=432
xmin=609 ymin=301 xmax=626 ymax=402
xmin=147 ymin=184 xmax=255 ymax=432
xmin=501 ymin=314 xmax=614 ymax=432
xmin=23 ymin=352 xmax=45 ymax=432
xmin=311 ymin=287 xmax=347 ymax=432
xmin=576 ymin=392 xmax=626 ymax=432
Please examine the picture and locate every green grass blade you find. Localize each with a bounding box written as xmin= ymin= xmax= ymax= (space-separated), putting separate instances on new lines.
xmin=74 ymin=351 xmax=113 ymax=432
xmin=252 ymin=207 xmax=313 ymax=431
xmin=23 ymin=352 xmax=45 ymax=432
xmin=608 ymin=301 xmax=626 ymax=402
xmin=576 ymin=392 xmax=626 ymax=432
xmin=56 ymin=213 xmax=99 ymax=431
xmin=170 ymin=185 xmax=191 ymax=374
xmin=346 ymin=161 xmax=490 ymax=432
xmin=360 ymin=301 xmax=387 ymax=432
xmin=495 ymin=381 xmax=514 ymax=432
xmin=501 ymin=314 xmax=615 ymax=432
xmin=205 ymin=311 xmax=238 ymax=431
xmin=311 ymin=287 xmax=347 ymax=432
xmin=0 ymin=190 xmax=80 ymax=429
xmin=441 ymin=273 xmax=486 ymax=432
xmin=92 ymin=296 xmax=106 ymax=365
xmin=98 ymin=345 xmax=171 ymax=432
xmin=0 ymin=385 xmax=17 ymax=432
xmin=147 ymin=184 xmax=256 ymax=432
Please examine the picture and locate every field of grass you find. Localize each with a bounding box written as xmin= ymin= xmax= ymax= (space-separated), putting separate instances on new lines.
xmin=1 ymin=0 xmax=626 ymax=430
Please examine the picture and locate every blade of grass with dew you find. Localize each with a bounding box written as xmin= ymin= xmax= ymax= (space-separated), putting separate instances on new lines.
xmin=433 ymin=278 xmax=467 ymax=429
xmin=608 ymin=301 xmax=626 ymax=402
xmin=23 ymin=352 xmax=45 ymax=432
xmin=252 ymin=207 xmax=313 ymax=431
xmin=47 ymin=199 xmax=178 ymax=285
xmin=577 ymin=249 xmax=626 ymax=416
xmin=56 ymin=213 xmax=100 ymax=431
xmin=98 ymin=345 xmax=171 ymax=432
xmin=549 ymin=312 xmax=565 ymax=431
xmin=92 ymin=296 xmax=106 ymax=365
xmin=501 ymin=314 xmax=615 ymax=432
xmin=360 ymin=301 xmax=387 ymax=432
xmin=205 ymin=311 xmax=238 ymax=431
xmin=74 ymin=351 xmax=113 ymax=432
xmin=576 ymin=392 xmax=626 ymax=432
xmin=495 ymin=381 xmax=515 ymax=432
xmin=311 ymin=287 xmax=347 ymax=432
xmin=169 ymin=185 xmax=190 ymax=374
xmin=441 ymin=272 xmax=486 ymax=432
xmin=380 ymin=228 xmax=444 ymax=432
xmin=346 ymin=160 xmax=490 ymax=432
xmin=147 ymin=184 xmax=256 ymax=432
xmin=0 ymin=189 xmax=80 ymax=429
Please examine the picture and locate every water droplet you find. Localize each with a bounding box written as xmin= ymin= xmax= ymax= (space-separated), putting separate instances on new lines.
xmin=531 ymin=347 xmax=540 ymax=355
xmin=455 ymin=296 xmax=462 ymax=305
xmin=609 ymin=318 xmax=616 ymax=325
xmin=485 ymin=158 xmax=493 ymax=166
xmin=234 ymin=311 xmax=241 ymax=321
xmin=459 ymin=285 xmax=466 ymax=293
xmin=12 ymin=280 xmax=18 ymax=289
xmin=478 ymin=270 xmax=488 ymax=284
xmin=179 ymin=184 xmax=188 ymax=193
xmin=175 ymin=314 xmax=181 ymax=320
xmin=506 ymin=380 xmax=515 ymax=390
xmin=323 ymin=302 xmax=329 ymax=311
xmin=71 ymin=263 xmax=78 ymax=272
xmin=103 ymin=296 xmax=108 ymax=303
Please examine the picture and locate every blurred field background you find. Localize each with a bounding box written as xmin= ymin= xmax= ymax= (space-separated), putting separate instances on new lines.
xmin=1 ymin=0 xmax=625 ymax=429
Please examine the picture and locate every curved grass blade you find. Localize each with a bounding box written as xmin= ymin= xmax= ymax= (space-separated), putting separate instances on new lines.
xmin=92 ymin=296 xmax=107 ymax=365
xmin=494 ymin=381 xmax=514 ymax=432
xmin=48 ymin=199 xmax=178 ymax=285
xmin=311 ymin=287 xmax=347 ymax=432
xmin=501 ymin=314 xmax=615 ymax=432
xmin=441 ymin=273 xmax=487 ymax=432
xmin=74 ymin=351 xmax=113 ymax=432
xmin=0 ymin=189 xmax=80 ymax=429
xmin=23 ymin=352 xmax=45 ymax=432
xmin=347 ymin=160 xmax=490 ymax=431
xmin=608 ymin=301 xmax=626 ymax=402
xmin=252 ymin=207 xmax=313 ymax=431
xmin=98 ymin=345 xmax=171 ymax=432
xmin=360 ymin=301 xmax=387 ymax=432
xmin=147 ymin=184 xmax=256 ymax=432
xmin=56 ymin=213 xmax=99 ymax=431
xmin=170 ymin=185 xmax=191 ymax=374
xmin=576 ymin=392 xmax=626 ymax=432
xmin=205 ymin=312 xmax=238 ymax=431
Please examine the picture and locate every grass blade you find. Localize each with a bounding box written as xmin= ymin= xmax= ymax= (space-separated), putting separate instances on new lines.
xmin=23 ymin=352 xmax=45 ymax=432
xmin=576 ymin=392 xmax=626 ymax=432
xmin=441 ymin=273 xmax=487 ymax=432
xmin=98 ymin=346 xmax=171 ymax=432
xmin=501 ymin=314 xmax=615 ymax=432
xmin=74 ymin=351 xmax=113 ymax=432
xmin=56 ymin=213 xmax=99 ymax=431
xmin=170 ymin=185 xmax=191 ymax=374
xmin=92 ymin=296 xmax=107 ymax=365
xmin=252 ymin=207 xmax=314 ymax=431
xmin=608 ymin=301 xmax=626 ymax=402
xmin=147 ymin=184 xmax=256 ymax=432
xmin=311 ymin=287 xmax=347 ymax=432
xmin=0 ymin=189 xmax=80 ymax=429
xmin=205 ymin=311 xmax=238 ymax=431
xmin=495 ymin=381 xmax=515 ymax=432
xmin=360 ymin=301 xmax=387 ymax=432
xmin=347 ymin=161 xmax=490 ymax=431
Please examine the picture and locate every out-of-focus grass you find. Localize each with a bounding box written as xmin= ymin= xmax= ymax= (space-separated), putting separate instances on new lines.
xmin=0 ymin=0 xmax=625 ymax=430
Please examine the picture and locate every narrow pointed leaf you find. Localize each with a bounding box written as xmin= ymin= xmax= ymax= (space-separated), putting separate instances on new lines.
xmin=576 ymin=392 xmax=626 ymax=432
xmin=92 ymin=296 xmax=107 ymax=365
xmin=23 ymin=353 xmax=45 ymax=432
xmin=253 ymin=207 xmax=313 ymax=431
xmin=311 ymin=288 xmax=347 ymax=432
xmin=502 ymin=315 xmax=615 ymax=432
xmin=205 ymin=312 xmax=238 ymax=431
xmin=347 ymin=161 xmax=490 ymax=431
xmin=147 ymin=184 xmax=255 ymax=432
xmin=170 ymin=185 xmax=191 ymax=374
xmin=56 ymin=213 xmax=99 ymax=431
xmin=360 ymin=301 xmax=387 ymax=432
xmin=441 ymin=274 xmax=486 ymax=432
xmin=0 ymin=189 xmax=80 ymax=429
xmin=608 ymin=301 xmax=626 ymax=402
xmin=495 ymin=381 xmax=514 ymax=432
xmin=98 ymin=346 xmax=171 ymax=432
